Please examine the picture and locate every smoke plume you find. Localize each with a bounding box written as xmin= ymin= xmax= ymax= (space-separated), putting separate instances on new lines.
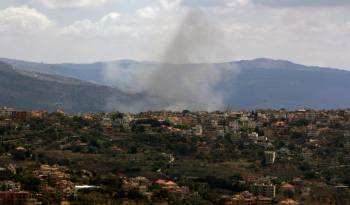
xmin=105 ymin=8 xmax=234 ymax=112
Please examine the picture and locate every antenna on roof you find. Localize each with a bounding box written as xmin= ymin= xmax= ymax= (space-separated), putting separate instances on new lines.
xmin=225 ymin=103 xmax=233 ymax=112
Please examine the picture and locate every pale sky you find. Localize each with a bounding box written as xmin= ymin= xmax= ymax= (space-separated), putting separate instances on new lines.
xmin=0 ymin=0 xmax=350 ymax=69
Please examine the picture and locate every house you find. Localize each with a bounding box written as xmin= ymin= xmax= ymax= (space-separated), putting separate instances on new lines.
xmin=224 ymin=191 xmax=272 ymax=205
xmin=278 ymin=199 xmax=300 ymax=205
xmin=155 ymin=179 xmax=185 ymax=194
xmin=280 ymin=183 xmax=295 ymax=194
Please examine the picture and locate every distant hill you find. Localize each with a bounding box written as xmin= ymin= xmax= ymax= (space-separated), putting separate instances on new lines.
xmin=225 ymin=58 xmax=350 ymax=109
xmin=0 ymin=58 xmax=145 ymax=85
xmin=1 ymin=58 xmax=350 ymax=110
xmin=0 ymin=61 xmax=152 ymax=113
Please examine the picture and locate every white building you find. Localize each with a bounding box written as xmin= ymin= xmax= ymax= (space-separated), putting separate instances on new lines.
xmin=264 ymin=151 xmax=277 ymax=164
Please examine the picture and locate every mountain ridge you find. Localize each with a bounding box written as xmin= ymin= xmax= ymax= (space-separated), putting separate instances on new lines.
xmin=1 ymin=58 xmax=350 ymax=111
xmin=1 ymin=57 xmax=348 ymax=71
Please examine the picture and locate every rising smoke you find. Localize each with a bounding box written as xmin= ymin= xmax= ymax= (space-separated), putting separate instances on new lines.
xmin=105 ymin=8 xmax=235 ymax=112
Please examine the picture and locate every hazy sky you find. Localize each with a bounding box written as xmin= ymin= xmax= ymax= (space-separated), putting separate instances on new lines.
xmin=0 ymin=0 xmax=350 ymax=69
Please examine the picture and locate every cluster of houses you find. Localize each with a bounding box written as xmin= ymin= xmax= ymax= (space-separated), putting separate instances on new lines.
xmin=223 ymin=191 xmax=273 ymax=205
xmin=0 ymin=164 xmax=72 ymax=204
xmin=0 ymin=107 xmax=47 ymax=121
xmin=89 ymin=109 xmax=350 ymax=167
xmin=1 ymin=107 xmax=350 ymax=204
xmin=0 ymin=161 xmax=192 ymax=205
xmin=120 ymin=175 xmax=190 ymax=200
xmin=33 ymin=164 xmax=74 ymax=197
xmin=0 ymin=164 xmax=39 ymax=205
xmin=0 ymin=191 xmax=38 ymax=205
xmin=222 ymin=174 xmax=307 ymax=205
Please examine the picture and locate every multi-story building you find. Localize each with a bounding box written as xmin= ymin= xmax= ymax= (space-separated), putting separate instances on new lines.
xmin=0 ymin=107 xmax=15 ymax=118
xmin=12 ymin=111 xmax=28 ymax=121
xmin=229 ymin=120 xmax=240 ymax=132
xmin=264 ymin=151 xmax=276 ymax=164
xmin=250 ymin=183 xmax=276 ymax=198
xmin=192 ymin=124 xmax=203 ymax=137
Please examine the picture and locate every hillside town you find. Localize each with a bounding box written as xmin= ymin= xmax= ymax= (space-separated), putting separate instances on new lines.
xmin=0 ymin=107 xmax=350 ymax=204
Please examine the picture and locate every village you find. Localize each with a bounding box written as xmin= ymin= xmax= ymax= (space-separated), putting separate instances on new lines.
xmin=0 ymin=107 xmax=349 ymax=204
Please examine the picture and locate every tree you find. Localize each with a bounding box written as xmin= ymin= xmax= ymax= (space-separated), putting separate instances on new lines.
xmin=21 ymin=176 xmax=41 ymax=192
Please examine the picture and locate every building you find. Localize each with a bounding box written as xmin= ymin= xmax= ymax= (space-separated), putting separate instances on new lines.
xmin=224 ymin=191 xmax=272 ymax=205
xmin=192 ymin=124 xmax=203 ymax=137
xmin=229 ymin=120 xmax=240 ymax=132
xmin=0 ymin=191 xmax=30 ymax=205
xmin=0 ymin=119 xmax=13 ymax=130
xmin=0 ymin=181 xmax=21 ymax=192
xmin=250 ymin=183 xmax=276 ymax=198
xmin=12 ymin=111 xmax=28 ymax=121
xmin=101 ymin=117 xmax=113 ymax=128
xmin=0 ymin=167 xmax=13 ymax=179
xmin=122 ymin=176 xmax=151 ymax=193
xmin=30 ymin=111 xmax=46 ymax=119
xmin=0 ymin=107 xmax=15 ymax=118
xmin=278 ymin=199 xmax=300 ymax=205
xmin=334 ymin=185 xmax=348 ymax=193
xmin=264 ymin=128 xmax=274 ymax=139
xmin=280 ymin=183 xmax=295 ymax=194
xmin=155 ymin=179 xmax=184 ymax=194
xmin=248 ymin=132 xmax=259 ymax=144
xmin=264 ymin=151 xmax=276 ymax=164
